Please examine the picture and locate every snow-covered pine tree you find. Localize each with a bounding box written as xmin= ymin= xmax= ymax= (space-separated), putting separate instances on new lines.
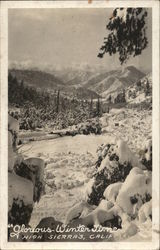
xmin=98 ymin=8 xmax=148 ymax=64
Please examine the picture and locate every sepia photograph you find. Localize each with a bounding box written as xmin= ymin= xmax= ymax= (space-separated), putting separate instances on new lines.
xmin=0 ymin=1 xmax=159 ymax=249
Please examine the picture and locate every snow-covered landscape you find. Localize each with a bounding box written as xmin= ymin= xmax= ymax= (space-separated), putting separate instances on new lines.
xmin=6 ymin=6 xmax=159 ymax=246
xmin=8 ymin=57 xmax=154 ymax=243
xmin=8 ymin=105 xmax=151 ymax=242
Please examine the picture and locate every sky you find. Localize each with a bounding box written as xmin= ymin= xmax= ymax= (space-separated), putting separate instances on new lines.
xmin=8 ymin=8 xmax=152 ymax=73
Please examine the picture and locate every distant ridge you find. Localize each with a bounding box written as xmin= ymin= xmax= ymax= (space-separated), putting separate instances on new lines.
xmin=8 ymin=68 xmax=100 ymax=100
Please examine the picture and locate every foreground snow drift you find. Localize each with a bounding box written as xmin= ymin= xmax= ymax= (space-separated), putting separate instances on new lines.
xmin=64 ymin=139 xmax=152 ymax=241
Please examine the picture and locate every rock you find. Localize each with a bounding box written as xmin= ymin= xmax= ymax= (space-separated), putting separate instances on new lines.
xmin=76 ymin=200 xmax=115 ymax=228
xmin=46 ymin=170 xmax=55 ymax=180
xmin=65 ymin=201 xmax=87 ymax=224
xmin=33 ymin=217 xmax=63 ymax=241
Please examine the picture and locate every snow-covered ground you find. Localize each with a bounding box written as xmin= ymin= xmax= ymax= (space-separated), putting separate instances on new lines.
xmin=101 ymin=108 xmax=152 ymax=154
xmin=20 ymin=134 xmax=114 ymax=226
xmin=18 ymin=108 xmax=152 ymax=241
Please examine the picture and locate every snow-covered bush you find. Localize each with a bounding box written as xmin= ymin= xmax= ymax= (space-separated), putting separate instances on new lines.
xmin=64 ymin=139 xmax=152 ymax=237
xmin=77 ymin=119 xmax=102 ymax=135
xmin=65 ymin=167 xmax=152 ymax=239
xmin=86 ymin=140 xmax=143 ymax=205
xmin=64 ymin=119 xmax=102 ymax=136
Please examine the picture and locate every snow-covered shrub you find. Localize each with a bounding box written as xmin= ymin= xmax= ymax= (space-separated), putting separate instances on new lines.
xmin=62 ymin=119 xmax=102 ymax=136
xmin=87 ymin=140 xmax=143 ymax=206
xmin=64 ymin=138 xmax=152 ymax=239
xmin=72 ymin=119 xmax=102 ymax=135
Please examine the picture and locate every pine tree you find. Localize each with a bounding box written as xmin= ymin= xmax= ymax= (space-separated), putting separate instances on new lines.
xmin=56 ymin=90 xmax=60 ymax=113
xmin=145 ymin=78 xmax=150 ymax=97
xmin=96 ymin=97 xmax=101 ymax=117
xmin=98 ymin=8 xmax=148 ymax=64
xmin=107 ymin=94 xmax=112 ymax=103
xmin=89 ymin=97 xmax=93 ymax=118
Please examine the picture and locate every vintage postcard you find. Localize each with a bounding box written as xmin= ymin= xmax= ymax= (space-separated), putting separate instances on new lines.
xmin=0 ymin=1 xmax=159 ymax=249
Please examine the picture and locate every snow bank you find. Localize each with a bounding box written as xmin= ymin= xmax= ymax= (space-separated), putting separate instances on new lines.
xmin=103 ymin=182 xmax=123 ymax=203
xmin=140 ymin=139 xmax=152 ymax=170
xmin=15 ymin=157 xmax=45 ymax=202
xmin=8 ymin=172 xmax=34 ymax=226
xmin=65 ymin=201 xmax=88 ymax=224
xmin=116 ymin=167 xmax=152 ymax=217
xmin=8 ymin=172 xmax=34 ymax=209
xmin=138 ymin=199 xmax=152 ymax=223
xmin=8 ymin=114 xmax=19 ymax=134
xmin=8 ymin=131 xmax=17 ymax=171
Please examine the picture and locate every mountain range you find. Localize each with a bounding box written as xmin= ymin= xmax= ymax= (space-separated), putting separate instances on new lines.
xmin=9 ymin=65 xmax=146 ymax=100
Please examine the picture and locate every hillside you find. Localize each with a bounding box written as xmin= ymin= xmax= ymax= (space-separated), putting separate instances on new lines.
xmin=126 ymin=73 xmax=152 ymax=106
xmin=9 ymin=66 xmax=147 ymax=103
xmin=83 ymin=66 xmax=145 ymax=99
xmin=9 ymin=68 xmax=100 ymax=99
xmin=9 ymin=69 xmax=64 ymax=90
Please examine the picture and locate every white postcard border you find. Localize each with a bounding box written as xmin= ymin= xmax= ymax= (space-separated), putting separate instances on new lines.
xmin=0 ymin=1 xmax=159 ymax=250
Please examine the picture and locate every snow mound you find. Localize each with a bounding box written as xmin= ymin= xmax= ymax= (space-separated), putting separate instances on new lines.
xmin=14 ymin=157 xmax=45 ymax=202
xmin=99 ymin=140 xmax=143 ymax=171
xmin=8 ymin=172 xmax=34 ymax=209
xmin=138 ymin=200 xmax=152 ymax=223
xmin=8 ymin=172 xmax=34 ymax=226
xmin=65 ymin=201 xmax=90 ymax=224
xmin=8 ymin=114 xmax=19 ymax=134
xmin=116 ymin=167 xmax=152 ymax=217
xmin=140 ymin=139 xmax=152 ymax=171
xmin=103 ymin=182 xmax=123 ymax=203
xmin=8 ymin=131 xmax=17 ymax=171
